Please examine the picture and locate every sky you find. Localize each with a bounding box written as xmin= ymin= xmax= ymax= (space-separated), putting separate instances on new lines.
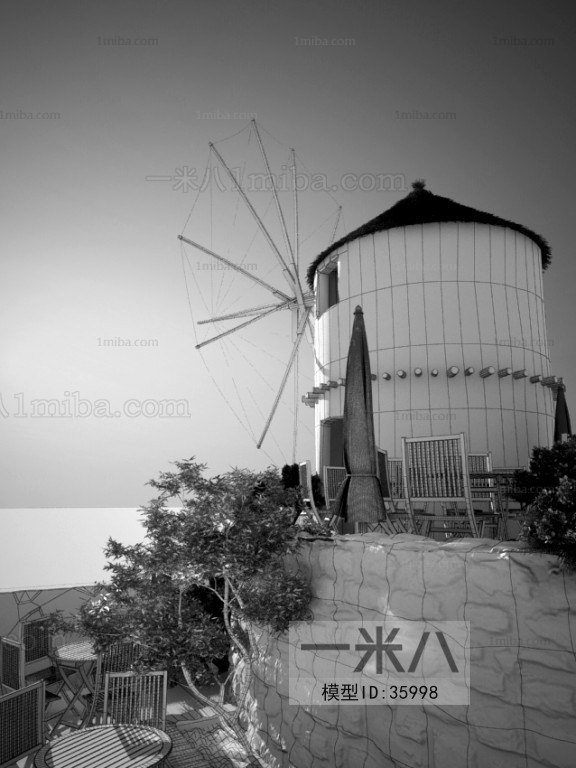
xmin=1 ymin=0 xmax=575 ymax=509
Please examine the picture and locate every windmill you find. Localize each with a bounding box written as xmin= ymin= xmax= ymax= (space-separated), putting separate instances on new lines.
xmin=178 ymin=120 xmax=342 ymax=462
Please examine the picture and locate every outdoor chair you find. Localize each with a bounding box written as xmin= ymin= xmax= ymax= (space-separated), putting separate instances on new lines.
xmin=0 ymin=635 xmax=61 ymax=716
xmin=401 ymin=433 xmax=480 ymax=538
xmin=0 ymin=637 xmax=24 ymax=693
xmin=297 ymin=460 xmax=323 ymax=525
xmin=377 ymin=449 xmax=398 ymax=514
xmin=347 ymin=452 xmax=416 ymax=535
xmin=491 ymin=466 xmax=528 ymax=538
xmin=335 ymin=453 xmax=423 ymax=535
xmin=1 ymin=618 xmax=60 ymax=692
xmin=83 ymin=640 xmax=141 ymax=726
xmin=388 ymin=456 xmax=433 ymax=514
xmin=21 ymin=618 xmax=54 ymax=683
xmin=323 ymin=466 xmax=347 ymax=512
xmin=387 ymin=459 xmax=404 ymax=503
xmin=467 ymin=452 xmax=499 ymax=537
xmin=356 ymin=517 xmax=416 ymax=535
xmin=103 ymin=670 xmax=168 ymax=731
xmin=0 ymin=680 xmax=45 ymax=768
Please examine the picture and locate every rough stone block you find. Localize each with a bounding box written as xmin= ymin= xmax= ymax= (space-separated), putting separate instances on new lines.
xmin=239 ymin=536 xmax=576 ymax=768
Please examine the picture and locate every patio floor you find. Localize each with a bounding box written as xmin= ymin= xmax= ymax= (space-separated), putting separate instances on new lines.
xmin=163 ymin=684 xmax=257 ymax=768
xmin=18 ymin=681 xmax=258 ymax=768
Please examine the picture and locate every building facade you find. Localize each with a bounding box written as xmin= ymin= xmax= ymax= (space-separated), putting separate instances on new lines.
xmin=307 ymin=182 xmax=555 ymax=473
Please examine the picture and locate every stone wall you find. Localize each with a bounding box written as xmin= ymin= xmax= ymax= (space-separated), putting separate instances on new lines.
xmin=0 ymin=585 xmax=101 ymax=641
xmin=240 ymin=534 xmax=576 ymax=768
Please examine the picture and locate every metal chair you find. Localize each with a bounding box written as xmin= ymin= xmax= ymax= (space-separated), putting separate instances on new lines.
xmin=298 ymin=460 xmax=323 ymax=525
xmin=401 ymin=433 xmax=480 ymax=538
xmin=0 ymin=680 xmax=45 ymax=768
xmin=103 ymin=671 xmax=168 ymax=730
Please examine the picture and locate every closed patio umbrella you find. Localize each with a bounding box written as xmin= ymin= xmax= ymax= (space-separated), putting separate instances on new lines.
xmin=331 ymin=306 xmax=386 ymax=532
xmin=554 ymin=381 xmax=572 ymax=443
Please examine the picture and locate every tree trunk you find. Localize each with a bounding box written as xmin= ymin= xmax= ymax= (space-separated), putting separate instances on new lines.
xmin=180 ymin=664 xmax=266 ymax=768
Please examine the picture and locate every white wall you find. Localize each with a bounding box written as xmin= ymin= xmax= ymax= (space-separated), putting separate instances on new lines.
xmin=314 ymin=223 xmax=554 ymax=469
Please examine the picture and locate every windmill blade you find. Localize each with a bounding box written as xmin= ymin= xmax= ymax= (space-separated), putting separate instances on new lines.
xmin=197 ymin=301 xmax=295 ymax=324
xmin=252 ymin=120 xmax=295 ymax=264
xmin=209 ymin=141 xmax=300 ymax=298
xmin=306 ymin=314 xmax=315 ymax=345
xmin=179 ymin=234 xmax=291 ymax=302
xmin=196 ymin=301 xmax=293 ymax=349
xmin=330 ymin=206 xmax=343 ymax=245
xmin=257 ymin=308 xmax=311 ymax=449
xmin=291 ymin=148 xmax=299 ymax=270
xmin=252 ymin=121 xmax=307 ymax=312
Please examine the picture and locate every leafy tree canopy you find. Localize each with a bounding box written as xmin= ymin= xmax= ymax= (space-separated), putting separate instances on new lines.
xmin=53 ymin=459 xmax=312 ymax=698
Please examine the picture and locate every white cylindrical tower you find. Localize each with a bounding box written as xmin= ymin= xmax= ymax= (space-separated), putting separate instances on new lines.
xmin=307 ymin=181 xmax=555 ymax=474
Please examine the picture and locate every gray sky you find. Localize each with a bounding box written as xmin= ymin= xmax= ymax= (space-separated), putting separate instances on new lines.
xmin=1 ymin=0 xmax=575 ymax=508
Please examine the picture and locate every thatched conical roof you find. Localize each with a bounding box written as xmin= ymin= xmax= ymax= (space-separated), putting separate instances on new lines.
xmin=307 ymin=181 xmax=551 ymax=289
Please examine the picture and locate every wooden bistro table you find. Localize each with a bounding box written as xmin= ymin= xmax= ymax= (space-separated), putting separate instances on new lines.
xmin=50 ymin=640 xmax=98 ymax=728
xmin=34 ymin=724 xmax=173 ymax=768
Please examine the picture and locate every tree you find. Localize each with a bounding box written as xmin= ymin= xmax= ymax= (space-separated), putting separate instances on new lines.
xmin=281 ymin=462 xmax=326 ymax=509
xmin=59 ymin=459 xmax=312 ymax=766
xmin=281 ymin=463 xmax=299 ymax=489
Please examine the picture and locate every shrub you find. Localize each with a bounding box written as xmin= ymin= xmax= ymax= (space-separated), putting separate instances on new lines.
xmin=520 ymin=476 xmax=576 ymax=570
xmin=511 ymin=437 xmax=576 ymax=507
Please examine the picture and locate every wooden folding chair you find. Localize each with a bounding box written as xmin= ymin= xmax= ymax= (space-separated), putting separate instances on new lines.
xmin=377 ymin=449 xmax=396 ymax=513
xmin=103 ymin=670 xmax=168 ymax=731
xmin=323 ymin=466 xmax=347 ymax=513
xmin=1 ymin=617 xmax=60 ymax=690
xmin=0 ymin=637 xmax=25 ymax=693
xmin=83 ymin=641 xmax=141 ymax=726
xmin=491 ymin=467 xmax=527 ymax=538
xmin=0 ymin=681 xmax=45 ymax=768
xmin=297 ymin=460 xmax=323 ymax=525
xmin=468 ymin=453 xmax=494 ymax=504
xmin=0 ymin=634 xmax=61 ymax=726
xmin=467 ymin=452 xmax=499 ymax=537
xmin=402 ymin=433 xmax=480 ymax=538
xmin=340 ymin=454 xmax=423 ymax=536
xmin=356 ymin=517 xmax=414 ymax=535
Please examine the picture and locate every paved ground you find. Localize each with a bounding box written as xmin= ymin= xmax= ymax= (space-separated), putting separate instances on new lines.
xmin=163 ymin=684 xmax=256 ymax=768
xmin=25 ymin=681 xmax=259 ymax=768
